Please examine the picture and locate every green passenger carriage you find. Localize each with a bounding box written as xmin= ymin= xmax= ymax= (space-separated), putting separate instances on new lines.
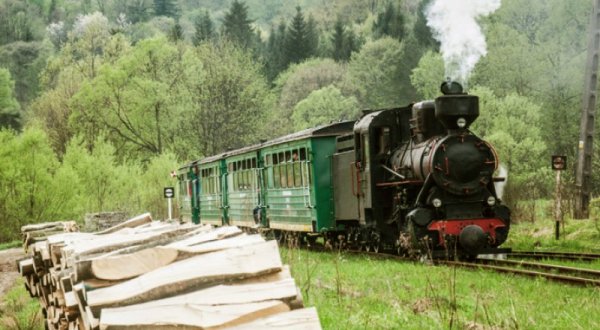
xmin=176 ymin=121 xmax=355 ymax=234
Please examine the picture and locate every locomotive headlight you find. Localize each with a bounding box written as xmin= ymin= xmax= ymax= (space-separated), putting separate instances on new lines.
xmin=487 ymin=196 xmax=496 ymax=206
xmin=432 ymin=198 xmax=442 ymax=208
xmin=457 ymin=117 xmax=467 ymax=128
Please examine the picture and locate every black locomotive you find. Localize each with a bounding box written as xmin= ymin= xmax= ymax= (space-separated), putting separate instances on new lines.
xmin=338 ymin=81 xmax=510 ymax=257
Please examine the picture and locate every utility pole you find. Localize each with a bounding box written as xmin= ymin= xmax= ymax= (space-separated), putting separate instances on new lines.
xmin=575 ymin=0 xmax=600 ymax=219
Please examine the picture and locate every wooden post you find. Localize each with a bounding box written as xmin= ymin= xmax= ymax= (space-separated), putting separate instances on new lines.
xmin=575 ymin=0 xmax=600 ymax=219
xmin=555 ymin=170 xmax=562 ymax=240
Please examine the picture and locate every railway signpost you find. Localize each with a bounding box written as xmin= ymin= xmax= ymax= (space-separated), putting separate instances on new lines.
xmin=552 ymin=156 xmax=566 ymax=240
xmin=164 ymin=187 xmax=174 ymax=220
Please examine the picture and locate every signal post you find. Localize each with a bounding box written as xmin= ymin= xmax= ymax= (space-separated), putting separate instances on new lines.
xmin=552 ymin=156 xmax=566 ymax=240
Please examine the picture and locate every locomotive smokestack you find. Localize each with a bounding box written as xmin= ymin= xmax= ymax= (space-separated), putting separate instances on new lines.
xmin=435 ymin=81 xmax=479 ymax=130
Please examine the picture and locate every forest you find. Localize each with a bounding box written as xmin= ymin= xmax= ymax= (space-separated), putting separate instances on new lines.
xmin=0 ymin=0 xmax=595 ymax=242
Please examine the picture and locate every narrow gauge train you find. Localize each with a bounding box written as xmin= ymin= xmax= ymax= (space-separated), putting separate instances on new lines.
xmin=176 ymin=82 xmax=511 ymax=258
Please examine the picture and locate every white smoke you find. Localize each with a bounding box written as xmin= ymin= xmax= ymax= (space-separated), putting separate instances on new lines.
xmin=494 ymin=164 xmax=508 ymax=200
xmin=426 ymin=0 xmax=501 ymax=85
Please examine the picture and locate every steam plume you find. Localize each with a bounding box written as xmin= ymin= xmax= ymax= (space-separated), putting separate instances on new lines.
xmin=426 ymin=0 xmax=501 ymax=85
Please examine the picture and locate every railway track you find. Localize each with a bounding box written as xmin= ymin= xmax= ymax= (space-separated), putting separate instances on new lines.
xmin=437 ymin=258 xmax=600 ymax=287
xmin=281 ymin=236 xmax=600 ymax=287
xmin=508 ymin=250 xmax=600 ymax=262
xmin=302 ymin=244 xmax=600 ymax=287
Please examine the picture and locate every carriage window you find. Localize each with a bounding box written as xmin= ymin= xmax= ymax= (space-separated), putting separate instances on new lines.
xmin=274 ymin=165 xmax=281 ymax=188
xmin=266 ymin=154 xmax=272 ymax=165
xmin=280 ymin=164 xmax=288 ymax=188
xmin=299 ymin=148 xmax=307 ymax=161
xmin=294 ymin=162 xmax=301 ymax=187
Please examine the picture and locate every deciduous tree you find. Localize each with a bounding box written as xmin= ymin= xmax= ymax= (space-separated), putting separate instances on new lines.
xmin=292 ymin=85 xmax=360 ymax=130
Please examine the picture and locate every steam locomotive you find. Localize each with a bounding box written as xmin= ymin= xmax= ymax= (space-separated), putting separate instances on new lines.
xmin=176 ymin=81 xmax=510 ymax=258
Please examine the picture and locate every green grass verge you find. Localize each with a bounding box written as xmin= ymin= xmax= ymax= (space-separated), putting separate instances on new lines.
xmin=0 ymin=278 xmax=44 ymax=330
xmin=0 ymin=241 xmax=21 ymax=251
xmin=282 ymin=247 xmax=600 ymax=329
xmin=505 ymin=215 xmax=600 ymax=252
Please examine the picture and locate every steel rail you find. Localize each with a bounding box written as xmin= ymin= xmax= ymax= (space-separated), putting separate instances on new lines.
xmin=509 ymin=251 xmax=600 ymax=262
xmin=435 ymin=260 xmax=600 ymax=287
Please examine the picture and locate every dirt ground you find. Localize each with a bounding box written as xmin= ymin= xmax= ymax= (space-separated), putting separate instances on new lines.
xmin=0 ymin=248 xmax=25 ymax=298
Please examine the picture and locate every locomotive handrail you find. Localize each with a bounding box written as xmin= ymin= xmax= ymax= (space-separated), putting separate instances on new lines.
xmin=381 ymin=164 xmax=405 ymax=180
xmin=350 ymin=162 xmax=357 ymax=197
xmin=375 ymin=180 xmax=423 ymax=187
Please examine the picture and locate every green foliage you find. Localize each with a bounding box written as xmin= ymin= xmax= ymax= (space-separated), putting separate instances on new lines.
xmin=292 ymin=85 xmax=360 ymax=130
xmin=285 ymin=7 xmax=318 ymax=65
xmin=222 ymin=0 xmax=255 ymax=49
xmin=330 ymin=18 xmax=358 ymax=62
xmin=274 ymin=58 xmax=347 ymax=134
xmin=0 ymin=128 xmax=72 ymax=242
xmin=0 ymin=68 xmax=20 ymax=130
xmin=471 ymin=87 xmax=552 ymax=210
xmin=168 ymin=22 xmax=184 ymax=42
xmin=0 ymin=279 xmax=43 ymax=330
xmin=264 ymin=21 xmax=288 ymax=82
xmin=153 ymin=0 xmax=179 ymax=18
xmin=372 ymin=1 xmax=406 ymax=41
xmin=138 ymin=152 xmax=179 ymax=219
xmin=0 ymin=41 xmax=48 ymax=106
xmin=345 ymin=37 xmax=415 ymax=108
xmin=410 ymin=50 xmax=444 ymax=100
xmin=0 ymin=240 xmax=20 ymax=250
xmin=183 ymin=41 xmax=272 ymax=155
xmin=70 ymin=37 xmax=188 ymax=160
xmin=193 ymin=10 xmax=215 ymax=45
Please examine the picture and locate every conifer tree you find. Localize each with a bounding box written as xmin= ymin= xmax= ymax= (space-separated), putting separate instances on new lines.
xmin=193 ymin=10 xmax=214 ymax=45
xmin=331 ymin=18 xmax=359 ymax=62
xmin=265 ymin=21 xmax=288 ymax=81
xmin=373 ymin=1 xmax=405 ymax=41
xmin=153 ymin=0 xmax=178 ymax=18
xmin=223 ymin=0 xmax=254 ymax=48
xmin=332 ymin=19 xmax=345 ymax=61
xmin=412 ymin=0 xmax=438 ymax=50
xmin=169 ymin=22 xmax=184 ymax=42
xmin=285 ymin=6 xmax=317 ymax=64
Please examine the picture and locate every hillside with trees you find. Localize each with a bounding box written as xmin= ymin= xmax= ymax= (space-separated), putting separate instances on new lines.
xmin=0 ymin=0 xmax=595 ymax=241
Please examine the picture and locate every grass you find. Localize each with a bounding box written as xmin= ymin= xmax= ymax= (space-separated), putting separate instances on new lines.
xmin=282 ymin=247 xmax=600 ymax=329
xmin=0 ymin=279 xmax=44 ymax=330
xmin=281 ymin=212 xmax=600 ymax=330
xmin=0 ymin=241 xmax=21 ymax=251
xmin=505 ymin=213 xmax=600 ymax=253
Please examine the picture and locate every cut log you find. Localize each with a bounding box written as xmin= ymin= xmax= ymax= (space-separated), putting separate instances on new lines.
xmin=78 ymin=234 xmax=264 ymax=282
xmin=108 ymin=278 xmax=298 ymax=311
xmin=224 ymin=307 xmax=321 ymax=330
xmin=176 ymin=234 xmax=264 ymax=256
xmin=99 ymin=300 xmax=289 ymax=330
xmin=91 ymin=247 xmax=178 ymax=281
xmin=165 ymin=225 xmax=243 ymax=249
xmin=18 ymin=258 xmax=34 ymax=276
xmin=86 ymin=240 xmax=282 ymax=316
xmin=94 ymin=213 xmax=152 ymax=235
xmin=21 ymin=221 xmax=67 ymax=233
xmin=65 ymin=224 xmax=196 ymax=257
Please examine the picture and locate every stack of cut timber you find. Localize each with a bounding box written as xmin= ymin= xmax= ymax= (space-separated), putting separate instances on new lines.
xmin=17 ymin=213 xmax=321 ymax=330
xmin=21 ymin=220 xmax=79 ymax=252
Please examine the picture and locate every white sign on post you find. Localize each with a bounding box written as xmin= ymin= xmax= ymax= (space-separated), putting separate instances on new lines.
xmin=164 ymin=187 xmax=174 ymax=220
